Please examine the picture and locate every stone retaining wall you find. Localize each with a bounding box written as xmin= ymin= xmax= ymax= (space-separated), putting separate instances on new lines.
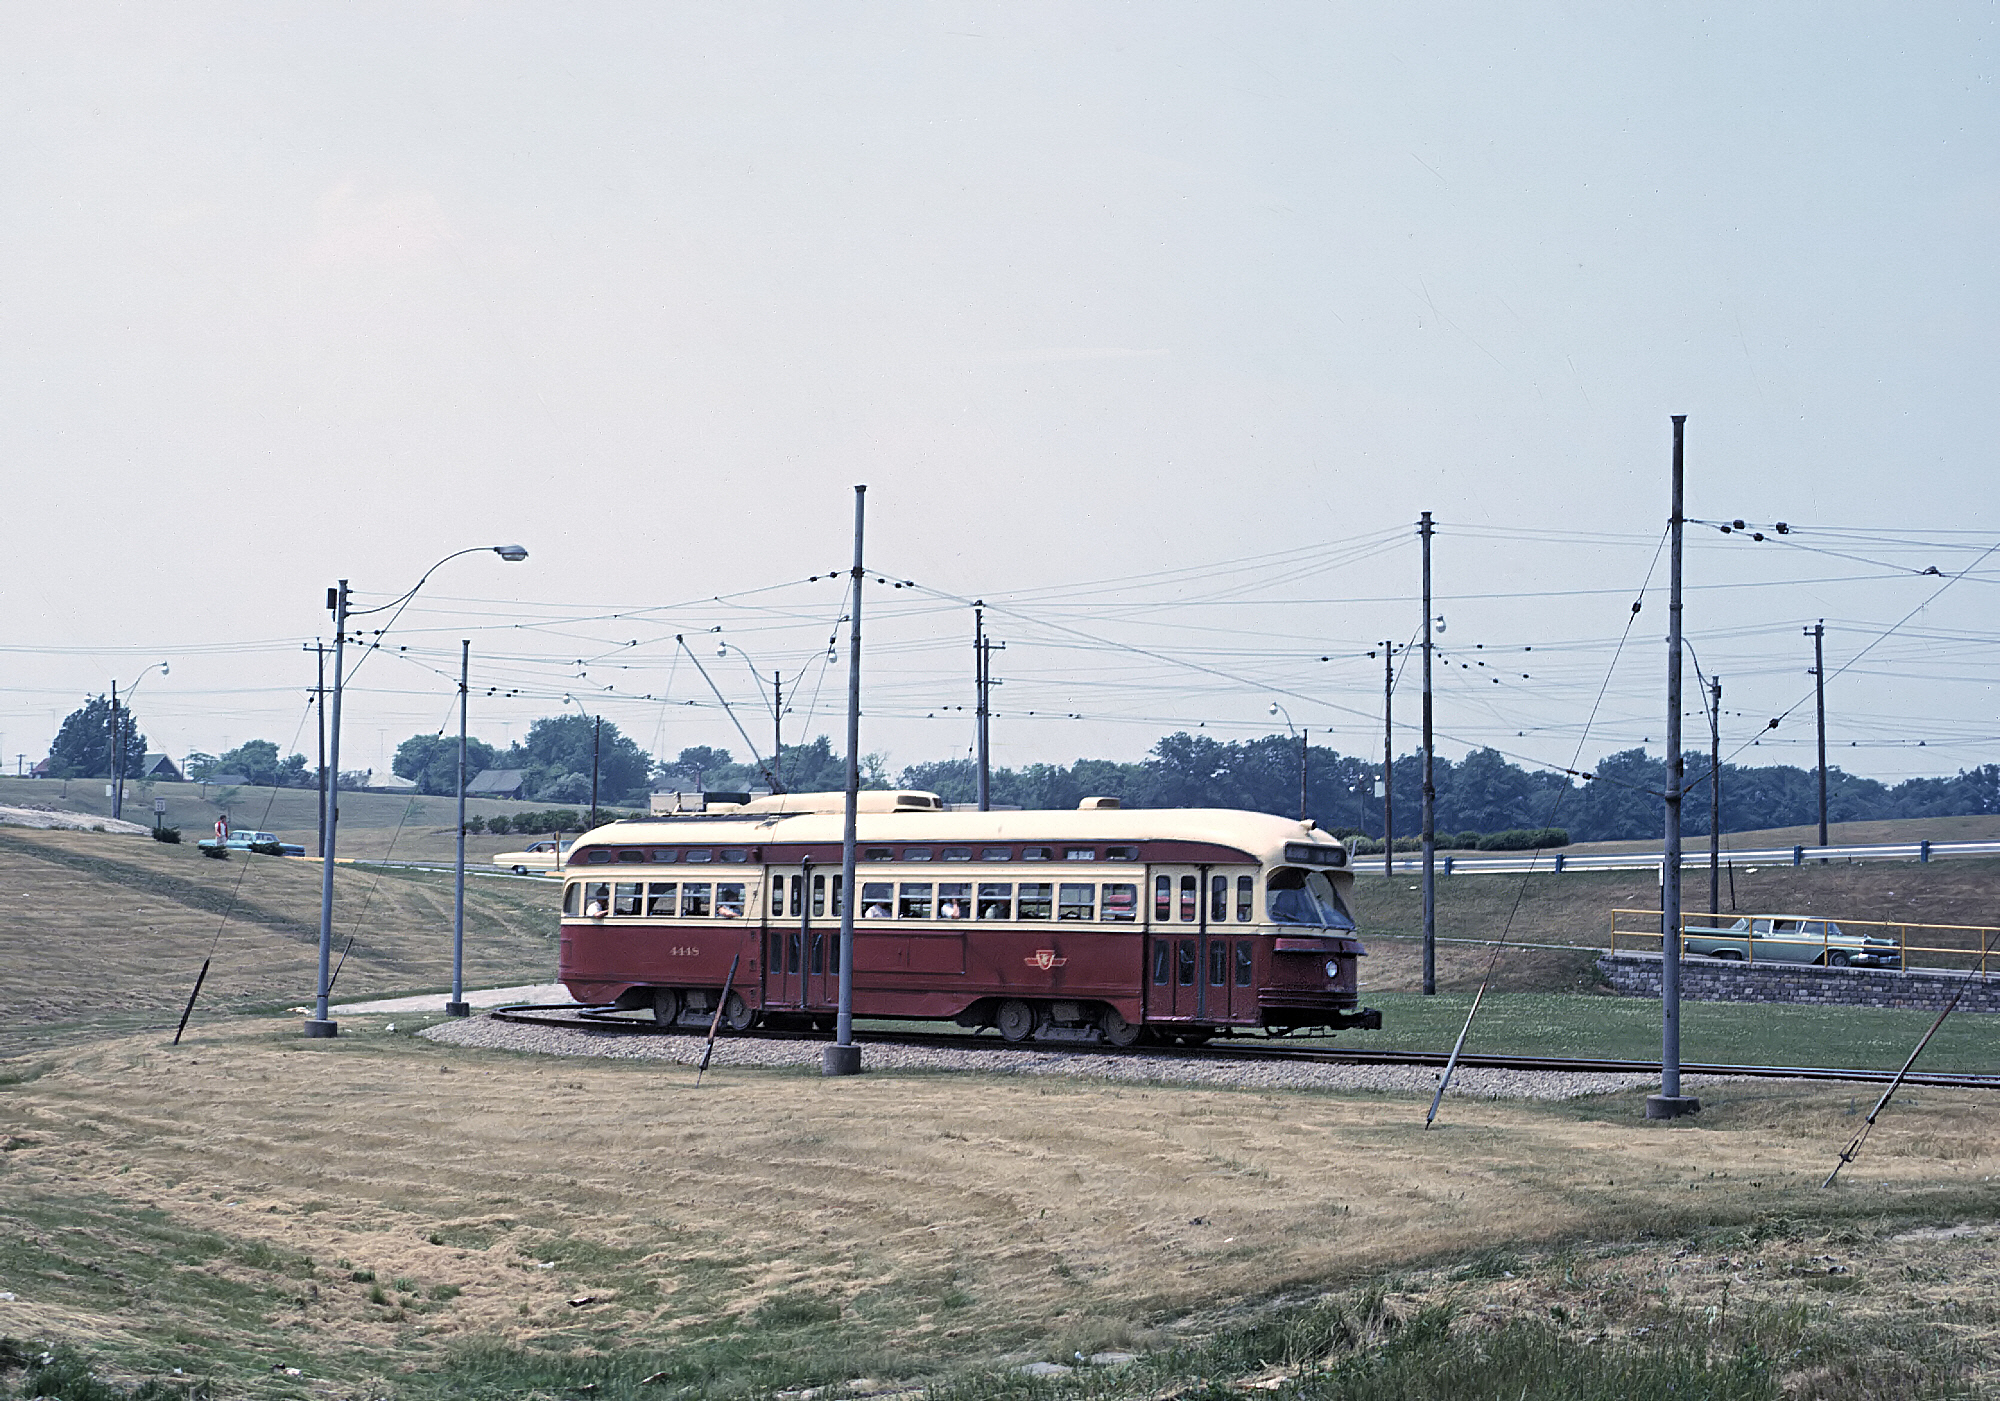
xmin=1596 ymin=952 xmax=2000 ymax=1013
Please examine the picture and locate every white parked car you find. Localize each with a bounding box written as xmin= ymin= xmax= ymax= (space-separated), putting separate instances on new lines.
xmin=1682 ymin=914 xmax=1901 ymax=968
xmin=491 ymin=839 xmax=572 ymax=875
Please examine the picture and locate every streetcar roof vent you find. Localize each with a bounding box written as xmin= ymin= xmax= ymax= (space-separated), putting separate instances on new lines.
xmin=1078 ymin=796 xmax=1122 ymax=810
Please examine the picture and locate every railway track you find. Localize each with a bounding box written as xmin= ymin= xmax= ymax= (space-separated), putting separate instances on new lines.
xmin=487 ymin=1003 xmax=2000 ymax=1091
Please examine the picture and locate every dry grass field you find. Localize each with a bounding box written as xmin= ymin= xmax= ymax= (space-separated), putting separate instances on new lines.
xmin=3 ymin=824 xmax=1999 ymax=1399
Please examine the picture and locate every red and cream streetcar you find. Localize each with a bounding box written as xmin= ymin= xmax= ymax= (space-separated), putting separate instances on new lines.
xmin=555 ymin=792 xmax=1381 ymax=1045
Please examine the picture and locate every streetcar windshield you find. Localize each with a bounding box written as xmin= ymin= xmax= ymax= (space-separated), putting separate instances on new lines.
xmin=1265 ymin=868 xmax=1355 ymax=929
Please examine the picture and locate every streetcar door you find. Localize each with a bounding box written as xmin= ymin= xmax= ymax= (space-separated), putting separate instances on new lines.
xmin=761 ymin=869 xmax=810 ymax=1010
xmin=802 ymin=868 xmax=842 ymax=1010
xmin=1146 ymin=868 xmax=1203 ymax=1021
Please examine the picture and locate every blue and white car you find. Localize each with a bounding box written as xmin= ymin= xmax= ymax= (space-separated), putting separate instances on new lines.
xmin=1682 ymin=914 xmax=1901 ymax=968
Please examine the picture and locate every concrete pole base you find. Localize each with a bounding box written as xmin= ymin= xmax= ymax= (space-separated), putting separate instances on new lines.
xmin=444 ymin=1001 xmax=471 ymax=1018
xmin=1645 ymin=1094 xmax=1701 ymax=1120
xmin=302 ymin=1019 xmax=339 ymax=1038
xmin=821 ymin=1044 xmax=864 ymax=1077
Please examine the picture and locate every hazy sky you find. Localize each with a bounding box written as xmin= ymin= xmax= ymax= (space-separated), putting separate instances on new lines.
xmin=4 ymin=4 xmax=1994 ymax=788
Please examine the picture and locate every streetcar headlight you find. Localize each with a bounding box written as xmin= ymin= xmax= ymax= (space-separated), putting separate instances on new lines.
xmin=1325 ymin=959 xmax=1337 ymax=978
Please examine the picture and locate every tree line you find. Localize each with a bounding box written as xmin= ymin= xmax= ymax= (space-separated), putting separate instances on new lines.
xmin=42 ymin=695 xmax=1999 ymax=843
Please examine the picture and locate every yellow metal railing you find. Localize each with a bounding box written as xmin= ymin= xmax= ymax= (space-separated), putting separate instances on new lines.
xmin=1609 ymin=909 xmax=1999 ymax=975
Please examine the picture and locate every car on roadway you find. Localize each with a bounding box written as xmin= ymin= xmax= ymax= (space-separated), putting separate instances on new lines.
xmin=197 ymin=829 xmax=309 ymax=857
xmin=1682 ymin=914 xmax=1901 ymax=968
xmin=492 ymin=839 xmax=573 ymax=875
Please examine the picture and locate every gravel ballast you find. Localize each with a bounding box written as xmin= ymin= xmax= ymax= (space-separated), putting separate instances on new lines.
xmin=420 ymin=1014 xmax=1682 ymax=1100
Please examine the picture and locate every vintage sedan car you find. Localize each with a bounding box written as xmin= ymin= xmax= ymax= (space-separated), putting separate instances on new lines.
xmin=1683 ymin=914 xmax=1901 ymax=968
xmin=491 ymin=839 xmax=572 ymax=874
xmin=196 ymin=829 xmax=308 ymax=857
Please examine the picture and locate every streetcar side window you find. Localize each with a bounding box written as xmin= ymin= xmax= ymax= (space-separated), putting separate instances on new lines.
xmin=1152 ymin=941 xmax=1170 ymax=985
xmin=1155 ymin=875 xmax=1171 ymax=921
xmin=584 ymin=882 xmax=610 ymax=916
xmin=1177 ymin=940 xmax=1196 ymax=985
xmin=861 ymin=882 xmax=893 ymax=918
xmin=769 ymin=877 xmax=784 ymax=917
xmin=1058 ymin=883 xmax=1095 ymax=921
xmin=614 ymin=882 xmax=643 ymax=916
xmin=685 ymin=849 xmax=713 ymax=863
xmin=937 ymin=883 xmax=971 ymax=920
xmin=681 ymin=882 xmax=712 ymax=918
xmin=899 ymin=883 xmax=933 ymax=919
xmin=903 ymin=848 xmax=933 ymax=862
xmin=1106 ymin=845 xmax=1139 ymax=861
xmin=832 ymin=875 xmax=844 ymax=917
xmin=715 ymin=883 xmax=746 ymax=918
xmin=1022 ymin=846 xmax=1053 ymax=861
xmin=1235 ymin=940 xmax=1254 ymax=986
xmin=1209 ymin=941 xmax=1227 ymax=986
xmin=812 ymin=874 xmax=826 ymax=917
xmin=1210 ymin=875 xmax=1228 ymax=922
xmin=941 ymin=847 xmax=972 ymax=861
xmin=977 ymin=883 xmax=1013 ymax=919
xmin=647 ymin=882 xmax=677 ymax=916
xmin=1018 ymin=882 xmax=1053 ymax=919
xmin=1102 ymin=883 xmax=1137 ymax=921
xmin=1179 ymin=875 xmax=1197 ymax=922
xmin=563 ymin=882 xmax=581 ymax=916
xmin=980 ymin=846 xmax=1012 ymax=861
xmin=790 ymin=879 xmax=803 ymax=918
xmin=1237 ymin=875 xmax=1254 ymax=922
xmin=1064 ymin=847 xmax=1096 ymax=861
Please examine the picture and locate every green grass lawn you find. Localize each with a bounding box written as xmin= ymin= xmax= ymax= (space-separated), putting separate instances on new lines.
xmin=1357 ymin=991 xmax=2000 ymax=1073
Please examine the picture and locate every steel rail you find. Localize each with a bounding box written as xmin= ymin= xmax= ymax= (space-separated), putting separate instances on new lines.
xmin=482 ymin=1004 xmax=2000 ymax=1090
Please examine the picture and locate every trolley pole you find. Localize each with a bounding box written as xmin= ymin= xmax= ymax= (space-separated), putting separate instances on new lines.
xmin=1420 ymin=513 xmax=1436 ymax=997
xmin=447 ymin=639 xmax=471 ymax=1018
xmin=974 ymin=605 xmax=990 ymax=812
xmin=824 ymin=485 xmax=867 ymax=1078
xmin=1382 ymin=642 xmax=1395 ymax=879
xmin=1709 ymin=675 xmax=1722 ymax=916
xmin=1649 ymin=416 xmax=1699 ymax=1119
xmin=1808 ymin=621 xmax=1828 ymax=849
xmin=307 ymin=582 xmax=349 ymax=1038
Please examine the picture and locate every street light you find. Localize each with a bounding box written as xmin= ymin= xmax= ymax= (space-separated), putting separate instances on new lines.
xmin=717 ymin=641 xmax=797 ymax=792
xmin=306 ymin=545 xmax=528 ymax=1039
xmin=111 ymin=662 xmax=169 ymax=820
xmin=561 ymin=695 xmax=602 ymax=830
xmin=1269 ymin=703 xmax=1307 ymax=822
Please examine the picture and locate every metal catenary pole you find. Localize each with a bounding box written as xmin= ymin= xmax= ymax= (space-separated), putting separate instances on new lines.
xmin=308 ymin=582 xmax=349 ymax=1037
xmin=1709 ymin=674 xmax=1722 ymax=916
xmin=312 ymin=642 xmax=327 ymax=851
xmin=824 ymin=484 xmax=867 ymax=1077
xmin=1298 ymin=727 xmax=1308 ymax=823
xmin=109 ymin=682 xmax=121 ymax=817
xmin=1649 ymin=415 xmax=1699 ymax=1119
xmin=1810 ymin=621 xmax=1828 ymax=848
xmin=975 ymin=604 xmax=990 ymax=812
xmin=447 ymin=639 xmax=471 ymax=1018
xmin=1420 ymin=513 xmax=1436 ymax=997
xmin=589 ymin=716 xmax=601 ymax=830
xmin=772 ymin=670 xmax=783 ymax=790
xmin=1382 ymin=642 xmax=1394 ymax=879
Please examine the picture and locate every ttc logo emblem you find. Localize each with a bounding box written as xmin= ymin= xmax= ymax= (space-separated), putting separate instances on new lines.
xmin=1025 ymin=949 xmax=1067 ymax=971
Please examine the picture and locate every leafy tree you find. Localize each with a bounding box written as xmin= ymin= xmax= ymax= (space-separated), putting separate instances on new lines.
xmin=775 ymin=736 xmax=848 ymax=793
xmin=394 ymin=733 xmax=500 ymax=796
xmin=501 ymin=715 xmax=651 ymax=804
xmin=45 ymin=696 xmax=147 ymax=779
xmin=653 ymin=745 xmax=751 ymax=792
xmin=184 ymin=751 xmax=220 ymax=780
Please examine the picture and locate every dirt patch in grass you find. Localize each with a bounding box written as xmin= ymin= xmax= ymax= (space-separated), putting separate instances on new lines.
xmin=1 ymin=1019 xmax=1996 ymax=1395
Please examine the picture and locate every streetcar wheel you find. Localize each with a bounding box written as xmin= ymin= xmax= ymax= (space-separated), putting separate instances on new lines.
xmin=813 ymin=1015 xmax=836 ymax=1033
xmin=721 ymin=991 xmax=756 ymax=1032
xmin=996 ymin=999 xmax=1036 ymax=1042
xmin=1177 ymin=1029 xmax=1214 ymax=1047
xmin=1099 ymin=1007 xmax=1141 ymax=1048
xmin=651 ymin=988 xmax=682 ymax=1027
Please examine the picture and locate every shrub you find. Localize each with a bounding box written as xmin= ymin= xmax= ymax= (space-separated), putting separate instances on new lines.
xmin=1475 ymin=827 xmax=1570 ymax=851
xmin=462 ymin=816 xmax=486 ymax=835
xmin=151 ymin=826 xmax=182 ymax=844
xmin=248 ymin=841 xmax=285 ymax=856
xmin=199 ymin=844 xmax=229 ymax=860
xmin=484 ymin=815 xmax=511 ymax=835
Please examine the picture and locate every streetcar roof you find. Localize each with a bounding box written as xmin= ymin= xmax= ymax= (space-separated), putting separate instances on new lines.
xmin=566 ymin=800 xmax=1345 ymax=867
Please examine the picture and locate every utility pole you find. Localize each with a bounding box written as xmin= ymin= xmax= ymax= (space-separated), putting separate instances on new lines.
xmin=1650 ymin=415 xmax=1699 ymax=1120
xmin=109 ymin=682 xmax=121 ymax=817
xmin=447 ymin=640 xmax=472 ymax=1018
xmin=1382 ymin=642 xmax=1395 ymax=879
xmin=1807 ymin=621 xmax=1828 ymax=848
xmin=308 ymin=582 xmax=350 ymax=1038
xmin=824 ymin=484 xmax=867 ymax=1077
xmin=1709 ymin=675 xmax=1722 ymax=916
xmin=589 ymin=716 xmax=601 ymax=830
xmin=772 ymin=670 xmax=783 ymax=791
xmin=306 ymin=641 xmax=328 ymax=851
xmin=1298 ymin=727 xmax=1308 ymax=823
xmin=975 ymin=605 xmax=990 ymax=812
xmin=1420 ymin=513 xmax=1436 ymax=997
